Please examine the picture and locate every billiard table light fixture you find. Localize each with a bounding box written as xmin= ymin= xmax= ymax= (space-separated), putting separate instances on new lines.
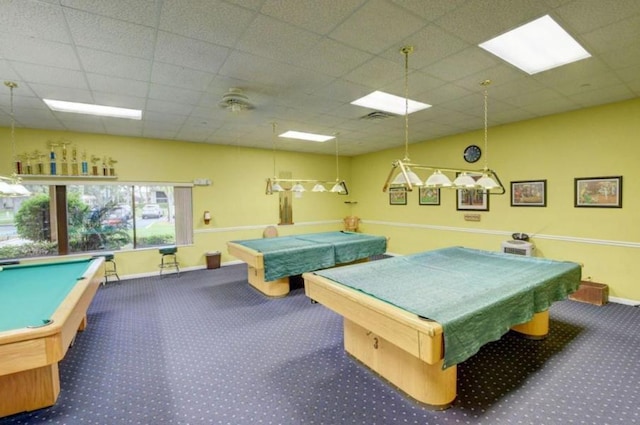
xmin=1 ymin=81 xmax=31 ymax=198
xmin=382 ymin=48 xmax=504 ymax=195
xmin=266 ymin=125 xmax=348 ymax=195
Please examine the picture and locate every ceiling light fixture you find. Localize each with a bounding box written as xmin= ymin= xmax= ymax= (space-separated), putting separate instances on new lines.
xmin=1 ymin=81 xmax=31 ymax=198
xmin=351 ymin=90 xmax=431 ymax=116
xmin=43 ymin=98 xmax=142 ymax=120
xmin=266 ymin=130 xmax=348 ymax=195
xmin=479 ymin=15 xmax=591 ymax=75
xmin=382 ymin=48 xmax=505 ymax=195
xmin=279 ymin=130 xmax=334 ymax=143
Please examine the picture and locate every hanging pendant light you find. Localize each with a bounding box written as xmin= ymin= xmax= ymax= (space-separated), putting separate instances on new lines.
xmin=425 ymin=170 xmax=453 ymax=187
xmin=291 ymin=182 xmax=306 ymax=192
xmin=265 ymin=129 xmax=348 ymax=195
xmin=475 ymin=80 xmax=500 ymax=190
xmin=389 ymin=46 xmax=423 ymax=190
xmin=452 ymin=172 xmax=477 ymax=188
xmin=311 ymin=183 xmax=327 ymax=192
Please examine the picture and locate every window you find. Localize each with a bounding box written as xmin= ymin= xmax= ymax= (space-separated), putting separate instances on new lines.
xmin=0 ymin=183 xmax=192 ymax=260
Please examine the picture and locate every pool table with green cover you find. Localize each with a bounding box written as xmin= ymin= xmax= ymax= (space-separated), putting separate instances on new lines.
xmin=0 ymin=257 xmax=105 ymax=418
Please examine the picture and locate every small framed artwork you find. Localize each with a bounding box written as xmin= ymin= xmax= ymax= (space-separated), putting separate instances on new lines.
xmin=389 ymin=187 xmax=407 ymax=205
xmin=456 ymin=173 xmax=489 ymax=211
xmin=574 ymin=176 xmax=622 ymax=208
xmin=511 ymin=180 xmax=547 ymax=207
xmin=419 ymin=187 xmax=440 ymax=206
xmin=457 ymin=188 xmax=489 ymax=211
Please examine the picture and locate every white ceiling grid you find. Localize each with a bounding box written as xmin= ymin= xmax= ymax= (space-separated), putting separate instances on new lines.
xmin=0 ymin=0 xmax=638 ymax=156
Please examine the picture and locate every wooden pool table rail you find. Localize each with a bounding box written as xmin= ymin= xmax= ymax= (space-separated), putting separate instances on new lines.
xmin=303 ymin=271 xmax=549 ymax=409
xmin=0 ymin=257 xmax=105 ymax=418
xmin=227 ymin=241 xmax=290 ymax=297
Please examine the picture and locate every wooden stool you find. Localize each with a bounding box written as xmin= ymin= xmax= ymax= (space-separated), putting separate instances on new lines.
xmin=159 ymin=246 xmax=180 ymax=277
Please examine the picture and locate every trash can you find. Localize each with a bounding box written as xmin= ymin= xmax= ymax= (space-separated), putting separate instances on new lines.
xmin=205 ymin=251 xmax=221 ymax=270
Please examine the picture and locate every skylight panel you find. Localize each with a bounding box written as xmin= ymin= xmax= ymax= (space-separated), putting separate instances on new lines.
xmin=479 ymin=15 xmax=591 ymax=75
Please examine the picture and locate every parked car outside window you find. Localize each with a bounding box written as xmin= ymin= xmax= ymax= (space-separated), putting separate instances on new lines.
xmin=141 ymin=204 xmax=163 ymax=219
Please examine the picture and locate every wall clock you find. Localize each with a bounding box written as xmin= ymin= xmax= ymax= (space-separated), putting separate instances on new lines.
xmin=463 ymin=145 xmax=481 ymax=163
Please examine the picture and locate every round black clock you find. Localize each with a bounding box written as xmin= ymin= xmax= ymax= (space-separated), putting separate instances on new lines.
xmin=463 ymin=145 xmax=481 ymax=163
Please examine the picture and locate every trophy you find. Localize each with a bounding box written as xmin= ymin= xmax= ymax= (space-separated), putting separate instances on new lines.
xmin=90 ymin=155 xmax=101 ymax=176
xmin=60 ymin=142 xmax=70 ymax=175
xmin=48 ymin=143 xmax=58 ymax=175
xmin=108 ymin=157 xmax=117 ymax=176
xmin=36 ymin=151 xmax=46 ymax=175
xmin=71 ymin=146 xmax=79 ymax=176
xmin=81 ymin=151 xmax=89 ymax=176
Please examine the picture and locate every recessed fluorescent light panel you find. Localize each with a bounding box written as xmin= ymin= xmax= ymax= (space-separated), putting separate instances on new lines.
xmin=279 ymin=131 xmax=335 ymax=142
xmin=351 ymin=91 xmax=431 ymax=115
xmin=479 ymin=15 xmax=591 ymax=75
xmin=43 ymin=99 xmax=142 ymax=120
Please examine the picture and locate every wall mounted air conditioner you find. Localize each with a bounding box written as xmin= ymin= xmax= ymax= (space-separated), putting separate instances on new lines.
xmin=501 ymin=240 xmax=534 ymax=256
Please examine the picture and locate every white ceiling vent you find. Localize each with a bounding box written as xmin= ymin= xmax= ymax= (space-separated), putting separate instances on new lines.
xmin=219 ymin=88 xmax=254 ymax=112
xmin=360 ymin=111 xmax=396 ymax=120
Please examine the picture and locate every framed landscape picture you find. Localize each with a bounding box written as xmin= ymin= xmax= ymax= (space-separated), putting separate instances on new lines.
xmin=419 ymin=187 xmax=440 ymax=205
xmin=456 ymin=173 xmax=489 ymax=211
xmin=511 ymin=180 xmax=547 ymax=207
xmin=575 ymin=176 xmax=622 ymax=208
xmin=457 ymin=188 xmax=488 ymax=211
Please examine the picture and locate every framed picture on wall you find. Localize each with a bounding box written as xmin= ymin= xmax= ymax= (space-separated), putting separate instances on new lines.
xmin=511 ymin=180 xmax=547 ymax=207
xmin=419 ymin=187 xmax=440 ymax=205
xmin=574 ymin=176 xmax=622 ymax=208
xmin=457 ymin=188 xmax=489 ymax=211
xmin=456 ymin=173 xmax=489 ymax=211
xmin=389 ymin=187 xmax=407 ymax=205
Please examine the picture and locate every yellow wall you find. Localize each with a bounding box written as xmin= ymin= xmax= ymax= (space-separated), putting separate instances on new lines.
xmin=2 ymin=97 xmax=638 ymax=302
xmin=0 ymin=129 xmax=352 ymax=275
xmin=350 ymin=98 xmax=640 ymax=301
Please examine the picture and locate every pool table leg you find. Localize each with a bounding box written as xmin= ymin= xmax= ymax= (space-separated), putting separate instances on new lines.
xmin=0 ymin=363 xmax=60 ymax=417
xmin=343 ymin=319 xmax=456 ymax=409
xmin=510 ymin=310 xmax=549 ymax=339
xmin=247 ymin=266 xmax=290 ymax=297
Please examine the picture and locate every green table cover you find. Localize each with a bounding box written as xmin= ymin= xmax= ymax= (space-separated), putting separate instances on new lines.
xmin=313 ymin=247 xmax=581 ymax=369
xmin=232 ymin=231 xmax=387 ymax=281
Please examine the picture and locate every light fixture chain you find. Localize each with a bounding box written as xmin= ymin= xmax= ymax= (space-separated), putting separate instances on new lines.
xmin=335 ymin=134 xmax=340 ymax=180
xmin=271 ymin=122 xmax=277 ymax=177
xmin=481 ymin=79 xmax=491 ymax=171
xmin=8 ymin=82 xmax=17 ymax=168
xmin=402 ymin=46 xmax=412 ymax=162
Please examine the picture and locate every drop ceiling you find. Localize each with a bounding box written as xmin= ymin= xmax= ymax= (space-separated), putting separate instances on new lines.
xmin=0 ymin=0 xmax=639 ymax=157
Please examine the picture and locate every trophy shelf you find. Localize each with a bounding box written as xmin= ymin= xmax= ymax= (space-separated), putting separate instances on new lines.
xmin=17 ymin=174 xmax=117 ymax=180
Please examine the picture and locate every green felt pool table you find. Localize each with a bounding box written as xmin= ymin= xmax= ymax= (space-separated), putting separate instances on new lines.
xmin=0 ymin=257 xmax=105 ymax=418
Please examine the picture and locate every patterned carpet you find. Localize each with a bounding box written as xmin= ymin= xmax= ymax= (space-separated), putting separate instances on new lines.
xmin=1 ymin=264 xmax=638 ymax=425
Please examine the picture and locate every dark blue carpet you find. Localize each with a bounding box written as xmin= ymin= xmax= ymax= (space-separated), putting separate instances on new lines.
xmin=2 ymin=264 xmax=638 ymax=424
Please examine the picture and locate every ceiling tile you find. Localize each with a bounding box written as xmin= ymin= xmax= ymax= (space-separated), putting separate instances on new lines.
xmin=60 ymin=0 xmax=160 ymax=27
xmin=64 ymin=8 xmax=156 ymax=59
xmin=0 ymin=0 xmax=70 ymax=43
xmin=0 ymin=34 xmax=80 ymax=69
xmin=159 ymin=0 xmax=256 ymax=47
xmin=329 ymin=0 xmax=427 ymax=54
xmin=154 ymin=31 xmax=230 ymax=74
xmin=76 ymin=47 xmax=152 ymax=81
